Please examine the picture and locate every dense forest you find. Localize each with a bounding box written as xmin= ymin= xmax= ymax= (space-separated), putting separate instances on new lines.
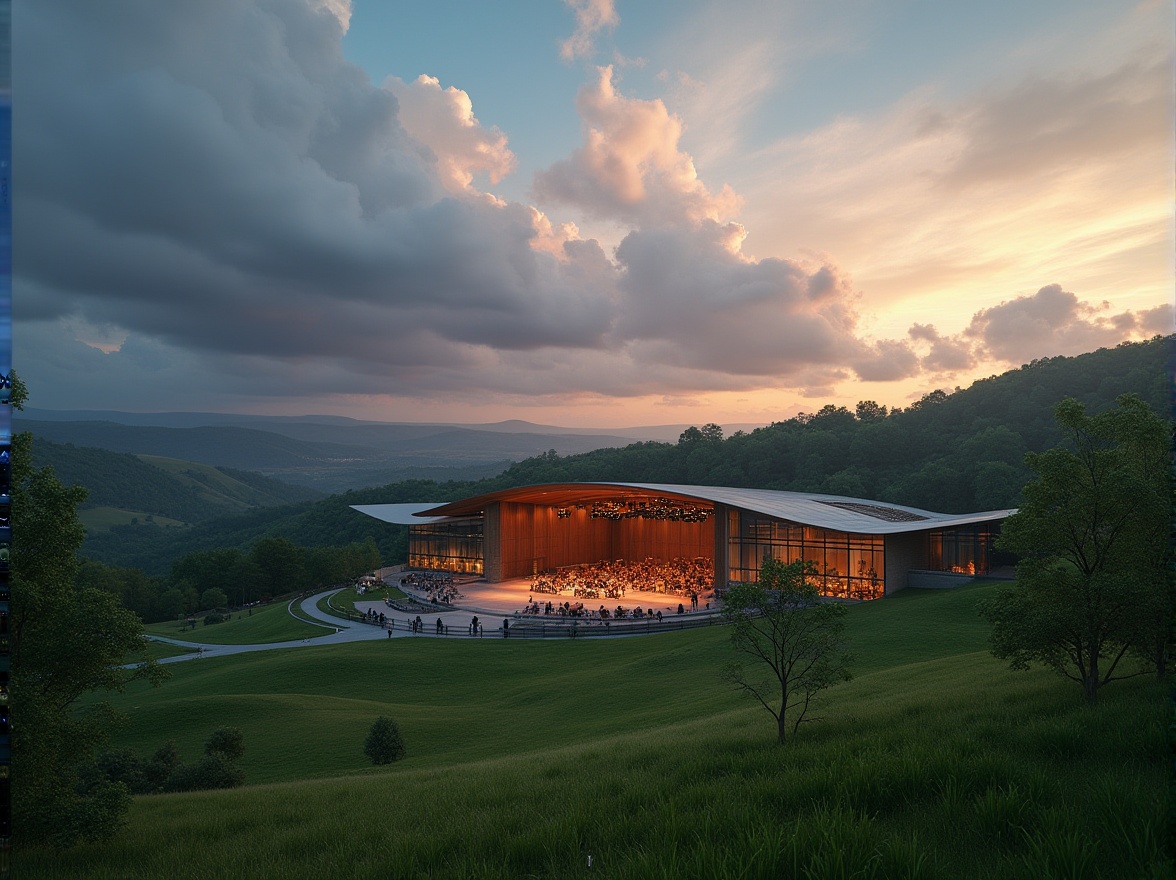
xmin=66 ymin=336 xmax=1169 ymax=595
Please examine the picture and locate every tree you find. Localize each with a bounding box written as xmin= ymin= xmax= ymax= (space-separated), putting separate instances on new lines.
xmin=10 ymin=376 xmax=164 ymax=845
xmin=250 ymin=536 xmax=306 ymax=598
xmin=721 ymin=559 xmax=852 ymax=743
xmin=978 ymin=394 xmax=1170 ymax=703
xmin=855 ymin=400 xmax=888 ymax=422
xmin=364 ymin=716 xmax=407 ymax=765
xmin=204 ymin=726 xmax=245 ymax=762
xmin=700 ymin=423 xmax=724 ymax=443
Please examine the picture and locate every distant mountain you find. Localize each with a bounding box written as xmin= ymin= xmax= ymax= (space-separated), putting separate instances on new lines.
xmin=17 ymin=413 xmax=704 ymax=492
xmin=21 ymin=408 xmax=764 ymax=444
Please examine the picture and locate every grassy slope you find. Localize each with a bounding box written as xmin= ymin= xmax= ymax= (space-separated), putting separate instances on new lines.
xmin=78 ymin=507 xmax=188 ymax=532
xmin=137 ymin=455 xmax=306 ymax=512
xmin=23 ymin=584 xmax=1168 ymax=879
xmin=143 ymin=598 xmax=332 ymax=645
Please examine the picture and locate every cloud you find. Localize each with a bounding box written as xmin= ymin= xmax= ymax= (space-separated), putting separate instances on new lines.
xmin=382 ymin=75 xmax=516 ymax=194
xmin=907 ymin=324 xmax=977 ymax=373
xmin=962 ymin=284 xmax=1165 ymax=364
xmin=940 ymin=60 xmax=1172 ymax=189
xmin=559 ymin=0 xmax=619 ymax=63
xmin=533 ymin=66 xmax=742 ymax=228
xmin=15 ymin=0 xmax=1167 ymax=422
xmin=735 ymin=37 xmax=1173 ymax=324
xmin=310 ymin=0 xmax=352 ymax=34
xmin=610 ymin=222 xmax=920 ymax=385
xmin=17 ymin=2 xmax=614 ymax=358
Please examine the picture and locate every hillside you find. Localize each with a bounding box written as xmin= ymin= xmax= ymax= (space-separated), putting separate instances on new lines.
xmin=30 ymin=440 xmax=322 ymax=529
xmin=75 ymin=336 xmax=1170 ymax=574
xmin=16 ymin=417 xmax=644 ymax=492
xmin=21 ymin=584 xmax=1168 ymax=878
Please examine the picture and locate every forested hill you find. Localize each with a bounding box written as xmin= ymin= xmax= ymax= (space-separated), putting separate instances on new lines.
xmin=78 ymin=336 xmax=1169 ymax=575
xmin=32 ymin=440 xmax=322 ymax=523
xmin=485 ymin=336 xmax=1170 ymax=513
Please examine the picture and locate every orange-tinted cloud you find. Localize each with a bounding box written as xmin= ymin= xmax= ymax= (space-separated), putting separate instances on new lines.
xmin=383 ymin=75 xmax=516 ymax=194
xmin=534 ymin=66 xmax=742 ymax=228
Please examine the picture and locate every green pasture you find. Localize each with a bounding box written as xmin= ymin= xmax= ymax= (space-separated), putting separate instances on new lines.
xmin=23 ymin=583 xmax=1168 ymax=879
xmin=143 ymin=599 xmax=331 ymax=645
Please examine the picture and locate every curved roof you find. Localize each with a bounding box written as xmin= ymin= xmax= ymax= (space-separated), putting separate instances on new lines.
xmin=391 ymin=482 xmax=1013 ymax=535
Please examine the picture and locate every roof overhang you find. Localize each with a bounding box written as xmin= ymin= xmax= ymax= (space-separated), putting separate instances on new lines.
xmin=388 ymin=482 xmax=1014 ymax=535
xmin=349 ymin=503 xmax=452 ymax=525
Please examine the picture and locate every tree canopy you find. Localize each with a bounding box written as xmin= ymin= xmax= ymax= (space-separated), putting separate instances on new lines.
xmin=978 ymin=393 xmax=1170 ymax=703
xmin=11 ymin=377 xmax=164 ymax=845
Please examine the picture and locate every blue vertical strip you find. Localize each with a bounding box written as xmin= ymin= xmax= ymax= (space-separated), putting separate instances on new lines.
xmin=0 ymin=0 xmax=10 ymax=872
xmin=0 ymin=6 xmax=8 ymax=382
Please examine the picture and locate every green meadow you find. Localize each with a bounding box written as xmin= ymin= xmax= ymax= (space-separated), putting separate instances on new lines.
xmin=22 ymin=583 xmax=1168 ymax=879
xmin=143 ymin=598 xmax=332 ymax=645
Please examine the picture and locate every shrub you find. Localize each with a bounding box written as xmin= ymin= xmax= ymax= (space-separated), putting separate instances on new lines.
xmin=145 ymin=741 xmax=181 ymax=791
xmin=94 ymin=748 xmax=151 ymax=795
xmin=364 ymin=716 xmax=406 ymax=765
xmin=162 ymin=753 xmax=245 ymax=793
xmin=202 ymin=612 xmax=227 ymax=626
xmin=205 ymin=727 xmax=245 ymax=762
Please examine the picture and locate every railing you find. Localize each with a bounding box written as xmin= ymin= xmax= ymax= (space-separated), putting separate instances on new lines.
xmin=501 ymin=614 xmax=724 ymax=639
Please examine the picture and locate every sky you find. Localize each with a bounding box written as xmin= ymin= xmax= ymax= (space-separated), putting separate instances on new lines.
xmin=13 ymin=0 xmax=1173 ymax=428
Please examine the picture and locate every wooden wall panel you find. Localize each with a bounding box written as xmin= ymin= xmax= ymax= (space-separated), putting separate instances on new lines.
xmin=494 ymin=502 xmax=715 ymax=580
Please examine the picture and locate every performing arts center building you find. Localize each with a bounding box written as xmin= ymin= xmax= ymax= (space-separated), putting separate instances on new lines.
xmin=354 ymin=483 xmax=1015 ymax=601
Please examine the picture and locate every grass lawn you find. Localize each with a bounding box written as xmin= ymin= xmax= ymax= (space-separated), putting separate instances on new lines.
xmin=22 ymin=582 xmax=1168 ymax=879
xmin=142 ymin=641 xmax=198 ymax=661
xmin=143 ymin=599 xmax=330 ymax=645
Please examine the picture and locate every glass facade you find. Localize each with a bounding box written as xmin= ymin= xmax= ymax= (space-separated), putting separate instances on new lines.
xmin=926 ymin=525 xmax=995 ymax=576
xmin=408 ymin=518 xmax=484 ymax=575
xmin=727 ymin=511 xmax=884 ymax=600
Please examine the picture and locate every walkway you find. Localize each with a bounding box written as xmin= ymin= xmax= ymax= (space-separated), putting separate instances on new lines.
xmin=144 ymin=580 xmax=723 ymax=665
xmin=145 ymin=589 xmax=396 ymax=665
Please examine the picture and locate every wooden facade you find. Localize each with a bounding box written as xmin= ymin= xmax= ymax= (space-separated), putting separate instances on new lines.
xmin=485 ymin=501 xmax=714 ymax=581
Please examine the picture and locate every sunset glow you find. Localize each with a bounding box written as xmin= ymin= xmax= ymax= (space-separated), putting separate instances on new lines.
xmin=15 ymin=0 xmax=1172 ymax=427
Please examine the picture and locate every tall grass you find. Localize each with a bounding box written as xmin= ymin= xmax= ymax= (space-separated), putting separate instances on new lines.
xmin=26 ymin=583 xmax=1168 ymax=878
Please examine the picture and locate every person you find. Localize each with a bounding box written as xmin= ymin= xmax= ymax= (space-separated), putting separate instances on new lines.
xmin=656 ymin=610 xmax=662 ymax=622
xmin=387 ymin=627 xmax=392 ymax=639
xmin=436 ymin=617 xmax=443 ymax=635
xmin=503 ymin=618 xmax=510 ymax=639
xmin=677 ymin=603 xmax=684 ymax=615
xmin=471 ymin=615 xmax=479 ymax=637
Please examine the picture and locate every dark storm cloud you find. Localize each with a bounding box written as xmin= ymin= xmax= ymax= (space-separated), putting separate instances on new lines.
xmin=29 ymin=0 xmax=1143 ymax=414
xmin=17 ymin=0 xmax=614 ymax=364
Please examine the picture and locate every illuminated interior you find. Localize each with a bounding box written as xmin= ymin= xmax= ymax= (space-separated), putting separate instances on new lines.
xmin=726 ymin=511 xmax=885 ymax=600
xmin=408 ymin=517 xmax=484 ymax=575
xmin=379 ymin=482 xmax=1012 ymax=599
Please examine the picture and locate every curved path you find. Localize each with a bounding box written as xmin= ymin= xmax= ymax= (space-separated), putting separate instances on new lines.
xmin=145 ymin=589 xmax=401 ymax=664
xmin=144 ymin=583 xmax=721 ymax=665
